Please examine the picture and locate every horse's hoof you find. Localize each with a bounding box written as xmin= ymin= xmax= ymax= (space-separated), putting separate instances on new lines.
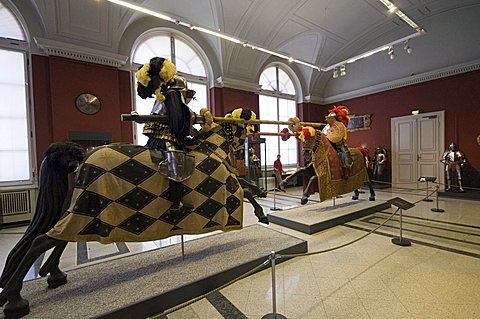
xmin=3 ymin=296 xmax=29 ymax=318
xmin=47 ymin=272 xmax=67 ymax=289
xmin=258 ymin=216 xmax=269 ymax=225
xmin=301 ymin=197 xmax=308 ymax=205
xmin=352 ymin=196 xmax=359 ymax=200
xmin=369 ymin=197 xmax=375 ymax=201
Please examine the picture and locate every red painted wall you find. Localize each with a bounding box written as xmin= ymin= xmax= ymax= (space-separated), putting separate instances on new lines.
xmin=298 ymin=102 xmax=327 ymax=124
xmin=322 ymin=70 xmax=480 ymax=187
xmin=210 ymin=87 xmax=259 ymax=116
xmin=31 ymin=55 xmax=479 ymax=187
xmin=32 ymin=55 xmax=133 ymax=167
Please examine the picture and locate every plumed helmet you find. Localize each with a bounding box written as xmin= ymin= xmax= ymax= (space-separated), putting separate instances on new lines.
xmin=135 ymin=57 xmax=177 ymax=101
xmin=327 ymin=105 xmax=351 ymax=127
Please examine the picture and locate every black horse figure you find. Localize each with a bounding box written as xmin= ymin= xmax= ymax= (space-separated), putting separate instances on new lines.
xmin=0 ymin=115 xmax=256 ymax=318
xmin=279 ymin=159 xmax=317 ymax=205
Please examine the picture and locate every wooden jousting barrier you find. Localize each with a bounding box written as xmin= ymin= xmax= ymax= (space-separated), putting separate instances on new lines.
xmin=121 ymin=113 xmax=325 ymax=129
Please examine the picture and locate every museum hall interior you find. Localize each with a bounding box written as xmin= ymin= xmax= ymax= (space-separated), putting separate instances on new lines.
xmin=1 ymin=0 xmax=479 ymax=318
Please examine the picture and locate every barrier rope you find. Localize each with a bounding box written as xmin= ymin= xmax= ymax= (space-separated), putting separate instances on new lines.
xmin=149 ymin=259 xmax=270 ymax=318
xmin=150 ymin=187 xmax=438 ymax=318
xmin=372 ymin=178 xmax=480 ymax=192
xmin=370 ymin=179 xmax=435 ymax=193
xmin=280 ymin=207 xmax=400 ymax=259
xmin=432 ymin=181 xmax=480 ymax=192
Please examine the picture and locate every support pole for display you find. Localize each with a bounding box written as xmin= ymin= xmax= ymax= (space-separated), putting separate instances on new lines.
xmin=181 ymin=234 xmax=185 ymax=260
xmin=387 ymin=197 xmax=414 ymax=247
xmin=419 ymin=177 xmax=436 ymax=202
xmin=423 ymin=179 xmax=433 ymax=202
xmin=431 ymin=185 xmax=445 ymax=213
xmin=391 ymin=208 xmax=411 ymax=246
xmin=271 ymin=187 xmax=281 ymax=211
xmin=332 ymin=196 xmax=336 ymax=207
xmin=262 ymin=251 xmax=286 ymax=319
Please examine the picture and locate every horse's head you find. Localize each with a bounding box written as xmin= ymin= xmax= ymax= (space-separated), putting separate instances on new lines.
xmin=296 ymin=126 xmax=318 ymax=154
xmin=220 ymin=108 xmax=257 ymax=152
xmin=44 ymin=142 xmax=85 ymax=173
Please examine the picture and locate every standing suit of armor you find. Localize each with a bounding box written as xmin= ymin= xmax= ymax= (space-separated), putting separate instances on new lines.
xmin=441 ymin=143 xmax=467 ymax=192
xmin=373 ymin=147 xmax=387 ymax=176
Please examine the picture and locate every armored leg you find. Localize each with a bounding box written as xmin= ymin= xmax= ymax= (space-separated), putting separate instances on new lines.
xmin=455 ymin=165 xmax=465 ymax=192
xmin=338 ymin=146 xmax=353 ymax=179
xmin=158 ymin=145 xmax=195 ymax=213
xmin=445 ymin=168 xmax=452 ymax=191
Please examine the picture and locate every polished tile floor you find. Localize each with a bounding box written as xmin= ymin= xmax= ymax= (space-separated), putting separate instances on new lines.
xmin=1 ymin=185 xmax=479 ymax=318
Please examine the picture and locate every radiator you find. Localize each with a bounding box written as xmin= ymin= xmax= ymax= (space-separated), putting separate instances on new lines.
xmin=0 ymin=189 xmax=36 ymax=224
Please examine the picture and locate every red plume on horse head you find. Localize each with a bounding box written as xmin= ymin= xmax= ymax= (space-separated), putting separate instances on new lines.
xmin=328 ymin=105 xmax=350 ymax=127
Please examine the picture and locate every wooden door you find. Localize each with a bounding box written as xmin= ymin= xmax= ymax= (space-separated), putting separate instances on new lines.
xmin=391 ymin=111 xmax=444 ymax=188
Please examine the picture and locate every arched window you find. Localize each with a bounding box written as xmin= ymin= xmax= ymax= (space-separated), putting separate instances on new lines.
xmin=132 ymin=33 xmax=209 ymax=145
xmin=0 ymin=1 xmax=31 ymax=185
xmin=258 ymin=65 xmax=298 ymax=167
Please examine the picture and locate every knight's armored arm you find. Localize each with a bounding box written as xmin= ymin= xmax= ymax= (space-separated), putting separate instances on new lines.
xmin=457 ymin=150 xmax=467 ymax=167
xmin=440 ymin=151 xmax=450 ymax=165
xmin=377 ymin=153 xmax=386 ymax=164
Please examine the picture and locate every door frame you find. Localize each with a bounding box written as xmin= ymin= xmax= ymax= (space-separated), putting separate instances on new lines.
xmin=391 ymin=110 xmax=445 ymax=188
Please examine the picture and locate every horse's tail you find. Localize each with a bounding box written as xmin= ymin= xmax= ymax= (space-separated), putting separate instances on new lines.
xmin=0 ymin=142 xmax=83 ymax=287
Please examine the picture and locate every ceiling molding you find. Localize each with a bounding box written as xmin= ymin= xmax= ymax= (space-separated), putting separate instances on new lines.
xmin=215 ymin=76 xmax=261 ymax=93
xmin=303 ymin=95 xmax=323 ymax=104
xmin=34 ymin=37 xmax=128 ymax=68
xmin=323 ymin=58 xmax=480 ymax=104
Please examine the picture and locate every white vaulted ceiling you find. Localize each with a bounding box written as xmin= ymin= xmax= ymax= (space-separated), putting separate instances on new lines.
xmin=13 ymin=0 xmax=480 ymax=102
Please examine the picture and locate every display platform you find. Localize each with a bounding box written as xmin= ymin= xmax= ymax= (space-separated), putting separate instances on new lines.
xmin=268 ymin=198 xmax=391 ymax=234
xmin=439 ymin=189 xmax=480 ymax=201
xmin=18 ymin=225 xmax=307 ymax=319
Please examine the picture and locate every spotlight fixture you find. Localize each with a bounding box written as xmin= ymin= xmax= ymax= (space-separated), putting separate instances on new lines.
xmin=107 ymin=0 xmax=424 ymax=74
xmin=404 ymin=40 xmax=413 ymax=54
xmin=387 ymin=46 xmax=395 ymax=60
xmin=332 ymin=67 xmax=339 ymax=78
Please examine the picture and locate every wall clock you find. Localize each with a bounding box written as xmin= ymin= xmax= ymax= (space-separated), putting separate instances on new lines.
xmin=75 ymin=93 xmax=101 ymax=115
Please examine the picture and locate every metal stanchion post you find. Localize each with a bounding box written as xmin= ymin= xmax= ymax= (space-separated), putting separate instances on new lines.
xmin=419 ymin=177 xmax=436 ymax=202
xmin=332 ymin=196 xmax=336 ymax=207
xmin=391 ymin=208 xmax=411 ymax=246
xmin=423 ymin=180 xmax=433 ymax=202
xmin=431 ymin=185 xmax=445 ymax=213
xmin=271 ymin=187 xmax=281 ymax=211
xmin=181 ymin=234 xmax=185 ymax=260
xmin=262 ymin=251 xmax=286 ymax=319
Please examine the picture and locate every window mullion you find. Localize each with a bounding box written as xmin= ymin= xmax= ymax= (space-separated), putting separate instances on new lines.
xmin=170 ymin=36 xmax=175 ymax=64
